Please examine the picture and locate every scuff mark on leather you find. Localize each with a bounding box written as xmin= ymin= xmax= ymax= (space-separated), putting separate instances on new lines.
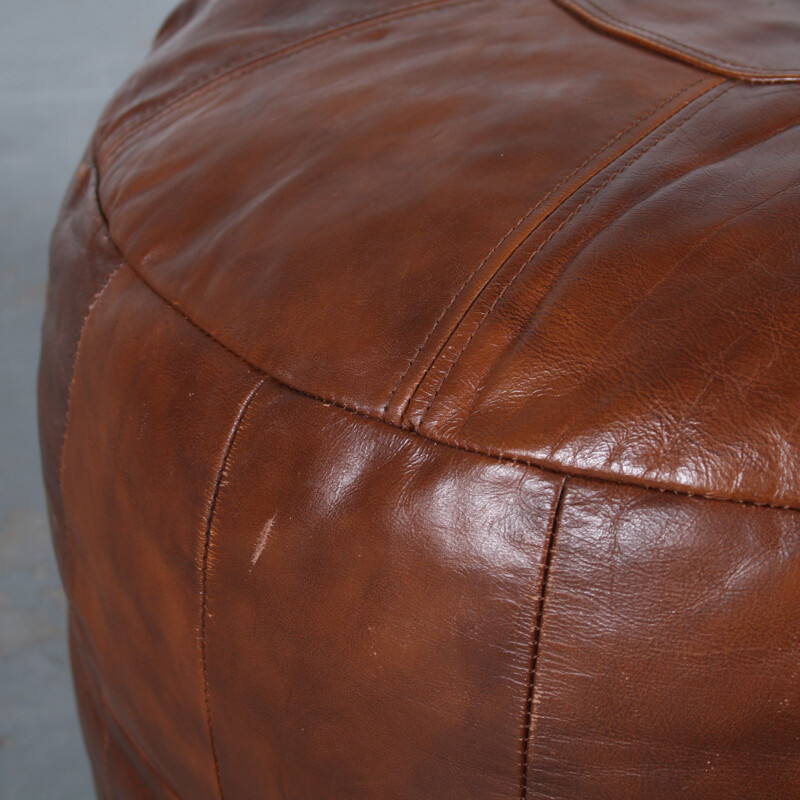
xmin=251 ymin=515 xmax=276 ymax=567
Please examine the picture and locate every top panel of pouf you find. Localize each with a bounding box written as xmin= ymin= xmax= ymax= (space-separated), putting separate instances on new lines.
xmin=89 ymin=0 xmax=800 ymax=509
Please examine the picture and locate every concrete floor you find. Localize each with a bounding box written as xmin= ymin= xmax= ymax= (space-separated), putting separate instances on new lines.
xmin=0 ymin=1 xmax=175 ymax=796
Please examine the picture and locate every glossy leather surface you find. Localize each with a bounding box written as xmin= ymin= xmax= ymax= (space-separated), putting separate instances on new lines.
xmin=39 ymin=0 xmax=800 ymax=797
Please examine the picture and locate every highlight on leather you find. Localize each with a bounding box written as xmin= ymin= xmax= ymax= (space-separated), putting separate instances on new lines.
xmin=39 ymin=0 xmax=800 ymax=797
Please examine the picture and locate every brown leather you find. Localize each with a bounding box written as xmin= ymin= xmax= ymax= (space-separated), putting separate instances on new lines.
xmin=556 ymin=0 xmax=800 ymax=82
xmin=39 ymin=0 xmax=800 ymax=797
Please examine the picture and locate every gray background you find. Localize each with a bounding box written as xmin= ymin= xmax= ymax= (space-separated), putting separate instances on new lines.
xmin=1 ymin=1 xmax=175 ymax=796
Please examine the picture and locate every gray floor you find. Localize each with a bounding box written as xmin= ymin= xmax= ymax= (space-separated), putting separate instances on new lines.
xmin=0 ymin=1 xmax=176 ymax=796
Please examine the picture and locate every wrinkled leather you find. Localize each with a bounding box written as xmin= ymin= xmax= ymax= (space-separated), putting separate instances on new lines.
xmin=39 ymin=0 xmax=800 ymax=797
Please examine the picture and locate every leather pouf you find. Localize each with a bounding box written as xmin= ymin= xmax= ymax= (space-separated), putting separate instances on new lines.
xmin=38 ymin=1 xmax=800 ymax=798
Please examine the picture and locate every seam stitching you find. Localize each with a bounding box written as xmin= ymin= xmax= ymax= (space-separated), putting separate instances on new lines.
xmin=109 ymin=256 xmax=800 ymax=514
xmin=57 ymin=261 xmax=125 ymax=582
xmin=416 ymin=81 xmax=730 ymax=425
xmin=70 ymin=612 xmax=182 ymax=800
xmin=568 ymin=0 xmax=800 ymax=76
xmin=383 ymin=76 xmax=706 ymax=420
xmin=198 ymin=378 xmax=266 ymax=800
xmin=99 ymin=0 xmax=489 ymax=163
xmin=520 ymin=476 xmax=567 ymax=800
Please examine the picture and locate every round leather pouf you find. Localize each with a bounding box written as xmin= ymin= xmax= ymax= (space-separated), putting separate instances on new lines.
xmin=38 ymin=1 xmax=800 ymax=798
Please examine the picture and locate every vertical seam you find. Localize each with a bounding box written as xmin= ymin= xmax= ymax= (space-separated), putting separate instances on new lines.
xmin=520 ymin=476 xmax=567 ymax=800
xmin=416 ymin=81 xmax=731 ymax=428
xmin=95 ymin=690 xmax=182 ymax=800
xmin=70 ymin=609 xmax=183 ymax=799
xmin=198 ymin=378 xmax=266 ymax=800
xmin=70 ymin=609 xmax=114 ymax=800
xmin=58 ymin=263 xmax=126 ymax=582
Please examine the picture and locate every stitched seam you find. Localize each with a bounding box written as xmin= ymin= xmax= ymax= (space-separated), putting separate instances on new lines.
xmin=198 ymin=378 xmax=266 ymax=800
xmin=100 ymin=0 xmax=454 ymax=151
xmin=57 ymin=263 xmax=125 ymax=583
xmin=107 ymin=255 xmax=800 ymax=514
xmin=520 ymin=477 xmax=567 ymax=800
xmin=383 ymin=76 xmax=707 ymax=420
xmin=567 ymin=0 xmax=800 ymax=76
xmin=575 ymin=0 xmax=800 ymax=73
xmin=391 ymin=77 xmax=712 ymax=423
xmin=71 ymin=600 xmax=114 ymax=800
xmin=417 ymin=82 xmax=730 ymax=426
xmin=96 ymin=696 xmax=181 ymax=800
xmin=99 ymin=0 xmax=487 ymax=163
xmin=70 ymin=612 xmax=182 ymax=800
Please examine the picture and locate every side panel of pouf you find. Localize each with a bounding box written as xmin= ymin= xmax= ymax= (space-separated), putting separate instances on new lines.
xmin=203 ymin=385 xmax=565 ymax=799
xmin=56 ymin=257 xmax=568 ymax=799
xmin=69 ymin=615 xmax=171 ymax=800
xmin=38 ymin=154 xmax=123 ymax=577
xmin=59 ymin=266 xmax=263 ymax=798
xmin=525 ymin=477 xmax=800 ymax=798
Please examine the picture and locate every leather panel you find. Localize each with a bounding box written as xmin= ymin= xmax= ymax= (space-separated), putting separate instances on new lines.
xmin=203 ymin=383 xmax=564 ymax=798
xmin=526 ymin=478 xmax=800 ymax=797
xmin=95 ymin=0 xmax=708 ymax=418
xmin=96 ymin=0 xmax=445 ymax=151
xmin=59 ymin=266 xmax=262 ymax=799
xmin=556 ymin=0 xmax=800 ymax=82
xmin=416 ymin=81 xmax=800 ymax=509
xmin=37 ymin=153 xmax=122 ymax=577
xmin=69 ymin=617 xmax=180 ymax=800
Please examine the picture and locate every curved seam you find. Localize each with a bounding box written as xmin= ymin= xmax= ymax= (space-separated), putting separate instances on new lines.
xmin=100 ymin=253 xmax=800 ymax=514
xmin=416 ymin=81 xmax=731 ymax=425
xmin=198 ymin=378 xmax=267 ymax=800
xmin=383 ymin=75 xmax=707 ymax=419
xmin=70 ymin=611 xmax=182 ymax=800
xmin=100 ymin=0 xmax=458 ymax=152
xmin=99 ymin=0 xmax=489 ymax=163
xmin=57 ymin=260 xmax=126 ymax=584
xmin=564 ymin=0 xmax=800 ymax=76
xmin=96 ymin=696 xmax=181 ymax=800
xmin=520 ymin=477 xmax=567 ymax=800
